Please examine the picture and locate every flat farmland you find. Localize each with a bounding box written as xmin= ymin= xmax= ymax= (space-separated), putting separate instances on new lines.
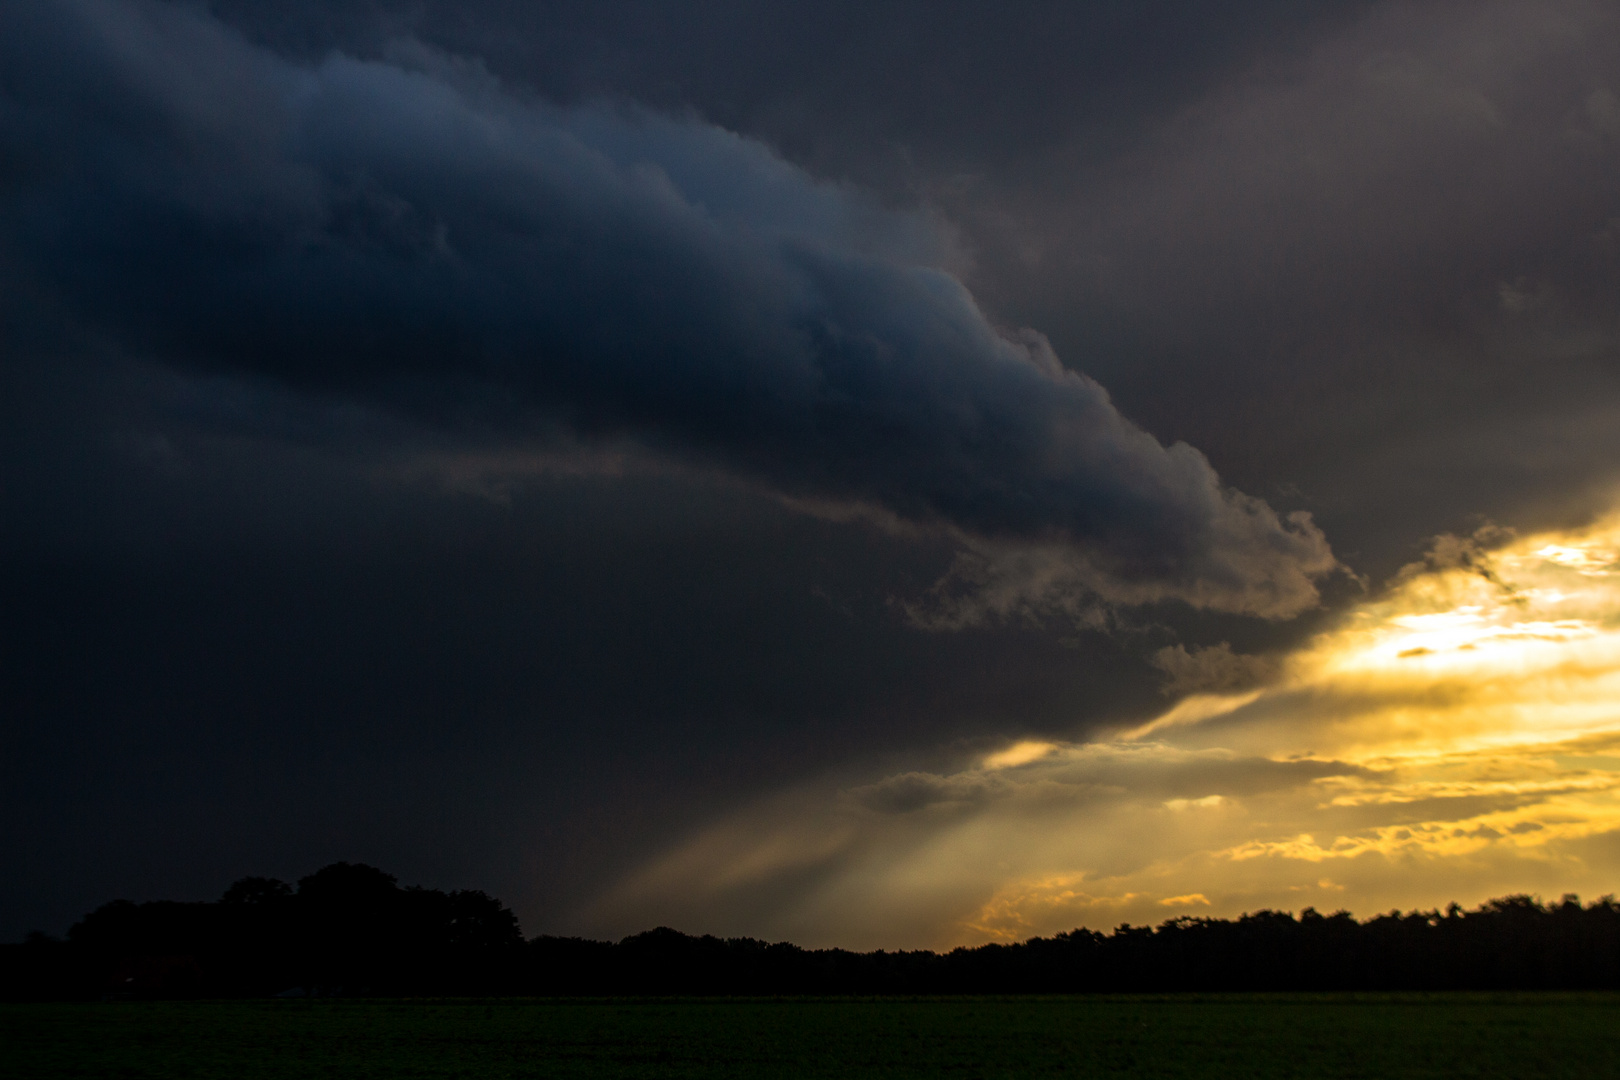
xmin=3 ymin=994 xmax=1617 ymax=1079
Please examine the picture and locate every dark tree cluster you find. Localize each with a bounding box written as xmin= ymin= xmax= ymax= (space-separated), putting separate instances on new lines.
xmin=5 ymin=869 xmax=1620 ymax=999
xmin=1 ymin=864 xmax=522 ymax=999
xmin=527 ymin=897 xmax=1620 ymax=994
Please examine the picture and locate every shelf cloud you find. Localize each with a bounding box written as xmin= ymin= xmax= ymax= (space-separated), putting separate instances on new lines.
xmin=18 ymin=0 xmax=1620 ymax=947
xmin=2 ymin=0 xmax=1336 ymax=619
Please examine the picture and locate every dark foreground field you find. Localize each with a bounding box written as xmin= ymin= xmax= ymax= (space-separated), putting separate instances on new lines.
xmin=3 ymin=995 xmax=1617 ymax=1079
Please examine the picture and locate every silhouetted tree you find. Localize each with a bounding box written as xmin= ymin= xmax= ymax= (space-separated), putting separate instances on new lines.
xmin=6 ymin=872 xmax=1618 ymax=999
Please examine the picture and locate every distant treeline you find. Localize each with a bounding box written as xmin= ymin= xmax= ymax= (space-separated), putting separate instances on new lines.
xmin=6 ymin=863 xmax=1620 ymax=998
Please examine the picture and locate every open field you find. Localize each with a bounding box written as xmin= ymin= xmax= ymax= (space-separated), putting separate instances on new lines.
xmin=3 ymin=995 xmax=1617 ymax=1079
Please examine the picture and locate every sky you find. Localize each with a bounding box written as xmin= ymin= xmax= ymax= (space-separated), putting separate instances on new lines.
xmin=4 ymin=0 xmax=1620 ymax=948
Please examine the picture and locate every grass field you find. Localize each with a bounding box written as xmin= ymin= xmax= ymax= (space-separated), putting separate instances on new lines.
xmin=3 ymin=994 xmax=1617 ymax=1079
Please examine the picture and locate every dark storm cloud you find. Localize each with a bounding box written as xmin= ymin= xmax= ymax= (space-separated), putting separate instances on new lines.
xmin=22 ymin=0 xmax=1614 ymax=948
xmin=200 ymin=0 xmax=1380 ymax=192
xmin=0 ymin=0 xmax=1338 ymax=620
xmin=182 ymin=0 xmax=1620 ymax=577
xmin=962 ymin=0 xmax=1620 ymax=572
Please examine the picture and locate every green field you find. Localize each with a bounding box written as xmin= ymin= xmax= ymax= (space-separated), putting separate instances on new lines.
xmin=3 ymin=995 xmax=1617 ymax=1079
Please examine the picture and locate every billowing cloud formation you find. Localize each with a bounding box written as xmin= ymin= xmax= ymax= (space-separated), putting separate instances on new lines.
xmin=601 ymin=510 xmax=1620 ymax=950
xmin=0 ymin=0 xmax=1338 ymax=618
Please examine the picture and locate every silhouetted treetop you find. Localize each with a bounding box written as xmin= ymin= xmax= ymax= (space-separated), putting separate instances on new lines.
xmin=220 ymin=878 xmax=291 ymax=906
xmin=296 ymin=863 xmax=398 ymax=906
xmin=6 ymin=870 xmax=1619 ymax=999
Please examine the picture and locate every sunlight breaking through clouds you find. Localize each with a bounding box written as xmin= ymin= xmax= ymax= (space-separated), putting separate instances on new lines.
xmin=602 ymin=510 xmax=1620 ymax=949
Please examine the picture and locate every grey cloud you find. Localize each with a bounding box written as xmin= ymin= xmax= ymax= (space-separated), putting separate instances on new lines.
xmin=1027 ymin=746 xmax=1364 ymax=800
xmin=1152 ymin=642 xmax=1282 ymax=696
xmin=201 ymin=0 xmax=1381 ymax=193
xmin=848 ymin=771 xmax=999 ymax=814
xmin=0 ymin=0 xmax=1339 ymax=619
xmin=956 ymin=0 xmax=1620 ymax=577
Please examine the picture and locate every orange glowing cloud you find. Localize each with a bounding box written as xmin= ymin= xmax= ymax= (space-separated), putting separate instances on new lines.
xmin=597 ymin=511 xmax=1620 ymax=950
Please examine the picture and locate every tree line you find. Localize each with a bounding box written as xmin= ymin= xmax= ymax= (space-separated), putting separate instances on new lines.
xmin=5 ymin=863 xmax=1619 ymax=997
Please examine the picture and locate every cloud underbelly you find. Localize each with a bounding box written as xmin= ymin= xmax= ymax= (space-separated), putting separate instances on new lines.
xmin=1 ymin=0 xmax=1337 ymax=617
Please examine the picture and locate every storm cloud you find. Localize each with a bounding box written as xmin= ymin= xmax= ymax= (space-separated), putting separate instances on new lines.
xmin=971 ymin=0 xmax=1620 ymax=573
xmin=12 ymin=0 xmax=1620 ymax=948
xmin=1 ymin=0 xmax=1336 ymax=618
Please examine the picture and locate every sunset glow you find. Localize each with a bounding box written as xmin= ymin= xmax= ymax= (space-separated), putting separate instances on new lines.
xmin=607 ymin=512 xmax=1620 ymax=948
xmin=968 ymin=513 xmax=1620 ymax=939
xmin=14 ymin=0 xmax=1620 ymax=961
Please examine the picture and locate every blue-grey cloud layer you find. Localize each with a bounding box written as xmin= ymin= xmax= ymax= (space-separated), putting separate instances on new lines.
xmin=1 ymin=0 xmax=1336 ymax=617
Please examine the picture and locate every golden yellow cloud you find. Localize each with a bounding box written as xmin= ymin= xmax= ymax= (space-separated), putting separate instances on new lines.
xmin=597 ymin=512 xmax=1620 ymax=950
